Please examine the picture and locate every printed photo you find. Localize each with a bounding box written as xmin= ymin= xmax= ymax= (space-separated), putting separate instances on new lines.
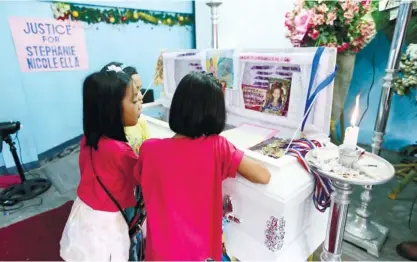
xmin=206 ymin=50 xmax=234 ymax=89
xmin=217 ymin=57 xmax=233 ymax=88
xmin=242 ymin=84 xmax=267 ymax=111
xmin=260 ymin=78 xmax=291 ymax=117
xmin=207 ymin=57 xmax=218 ymax=76
xmin=240 ymin=61 xmax=296 ymax=118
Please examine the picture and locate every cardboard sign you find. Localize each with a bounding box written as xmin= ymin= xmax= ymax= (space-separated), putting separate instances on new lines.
xmin=8 ymin=17 xmax=88 ymax=72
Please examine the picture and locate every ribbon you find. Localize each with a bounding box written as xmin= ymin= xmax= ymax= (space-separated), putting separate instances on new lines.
xmin=301 ymin=47 xmax=338 ymax=132
xmin=107 ymin=65 xmax=123 ymax=73
xmin=304 ymin=47 xmax=324 ymax=111
xmin=286 ymin=139 xmax=333 ymax=212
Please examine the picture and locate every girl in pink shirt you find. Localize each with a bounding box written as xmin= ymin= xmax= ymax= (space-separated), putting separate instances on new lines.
xmin=134 ymin=72 xmax=271 ymax=261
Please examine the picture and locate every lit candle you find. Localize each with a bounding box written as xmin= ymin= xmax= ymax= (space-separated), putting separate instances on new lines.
xmin=343 ymin=95 xmax=360 ymax=150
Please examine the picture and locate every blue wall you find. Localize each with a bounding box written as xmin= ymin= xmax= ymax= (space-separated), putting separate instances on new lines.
xmin=341 ymin=32 xmax=416 ymax=151
xmin=0 ymin=0 xmax=194 ymax=172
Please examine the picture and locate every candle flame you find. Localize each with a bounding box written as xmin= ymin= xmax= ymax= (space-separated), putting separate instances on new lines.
xmin=350 ymin=95 xmax=360 ymax=126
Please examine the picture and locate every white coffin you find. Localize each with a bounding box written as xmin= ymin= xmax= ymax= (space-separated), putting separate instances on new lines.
xmin=142 ymin=47 xmax=337 ymax=261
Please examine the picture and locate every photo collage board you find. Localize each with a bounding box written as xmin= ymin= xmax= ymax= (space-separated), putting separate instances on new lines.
xmin=237 ymin=54 xmax=303 ymax=119
xmin=167 ymin=50 xmax=306 ymax=120
xmin=240 ymin=63 xmax=300 ymax=118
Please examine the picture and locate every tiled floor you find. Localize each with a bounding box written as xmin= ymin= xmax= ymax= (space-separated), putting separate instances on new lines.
xmin=1 ymin=145 xmax=416 ymax=261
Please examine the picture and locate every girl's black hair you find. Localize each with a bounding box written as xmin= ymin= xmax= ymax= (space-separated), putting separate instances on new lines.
xmin=83 ymin=70 xmax=132 ymax=149
xmin=169 ymin=72 xmax=226 ymax=138
xmin=100 ymin=61 xmax=123 ymax=73
xmin=123 ymin=66 xmax=138 ymax=77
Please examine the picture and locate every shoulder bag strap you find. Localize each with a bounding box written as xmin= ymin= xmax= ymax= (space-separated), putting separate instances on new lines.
xmin=90 ymin=148 xmax=130 ymax=224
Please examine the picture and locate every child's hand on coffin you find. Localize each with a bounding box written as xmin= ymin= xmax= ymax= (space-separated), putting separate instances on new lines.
xmin=238 ymin=156 xmax=271 ymax=184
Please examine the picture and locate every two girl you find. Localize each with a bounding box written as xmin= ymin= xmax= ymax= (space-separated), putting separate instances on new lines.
xmin=61 ymin=69 xmax=271 ymax=261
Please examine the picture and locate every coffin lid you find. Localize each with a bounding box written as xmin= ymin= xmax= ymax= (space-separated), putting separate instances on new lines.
xmin=162 ymin=47 xmax=337 ymax=137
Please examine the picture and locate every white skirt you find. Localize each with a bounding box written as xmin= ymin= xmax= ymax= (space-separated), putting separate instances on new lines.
xmin=60 ymin=197 xmax=130 ymax=261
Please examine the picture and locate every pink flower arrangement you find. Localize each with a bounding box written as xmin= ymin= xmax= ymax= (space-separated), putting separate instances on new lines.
xmin=285 ymin=0 xmax=376 ymax=53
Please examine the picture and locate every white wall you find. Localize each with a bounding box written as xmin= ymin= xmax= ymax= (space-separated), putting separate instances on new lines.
xmin=195 ymin=0 xmax=295 ymax=49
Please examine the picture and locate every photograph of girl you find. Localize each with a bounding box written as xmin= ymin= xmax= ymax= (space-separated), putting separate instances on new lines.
xmin=208 ymin=57 xmax=217 ymax=76
xmin=260 ymin=79 xmax=291 ymax=117
xmin=206 ymin=50 xmax=234 ymax=90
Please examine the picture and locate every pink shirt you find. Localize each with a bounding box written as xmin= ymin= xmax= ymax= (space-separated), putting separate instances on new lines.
xmin=134 ymin=135 xmax=244 ymax=261
xmin=77 ymin=136 xmax=138 ymax=212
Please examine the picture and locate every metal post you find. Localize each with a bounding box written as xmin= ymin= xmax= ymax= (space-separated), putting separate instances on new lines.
xmin=321 ymin=181 xmax=354 ymax=262
xmin=206 ymin=0 xmax=222 ymax=49
xmin=344 ymin=0 xmax=414 ymax=257
xmin=372 ymin=0 xmax=413 ymax=154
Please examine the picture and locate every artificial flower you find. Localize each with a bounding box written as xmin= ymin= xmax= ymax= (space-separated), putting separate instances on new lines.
xmin=285 ymin=11 xmax=295 ymax=20
xmin=344 ymin=11 xmax=355 ymax=21
xmin=406 ymin=43 xmax=417 ymax=61
xmin=326 ymin=10 xmax=337 ymax=25
xmin=51 ymin=3 xmax=70 ymax=19
xmin=358 ymin=21 xmax=376 ymax=41
xmin=285 ymin=19 xmax=293 ymax=29
xmin=308 ymin=29 xmax=320 ymax=40
xmin=362 ymin=0 xmax=371 ymax=7
xmin=394 ymin=44 xmax=417 ymax=95
xmin=351 ymin=38 xmax=364 ymax=47
xmin=361 ymin=0 xmax=372 ymax=12
xmin=312 ymin=13 xmax=325 ymax=26
xmin=337 ymin=43 xmax=349 ymax=52
xmin=294 ymin=9 xmax=314 ymax=36
xmin=342 ymin=0 xmax=359 ymax=13
xmin=341 ymin=2 xmax=349 ymax=11
xmin=316 ymin=3 xmax=329 ymax=13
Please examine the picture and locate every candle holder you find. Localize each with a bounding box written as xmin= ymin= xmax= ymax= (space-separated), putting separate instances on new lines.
xmin=338 ymin=146 xmax=362 ymax=168
xmin=305 ymin=145 xmax=394 ymax=262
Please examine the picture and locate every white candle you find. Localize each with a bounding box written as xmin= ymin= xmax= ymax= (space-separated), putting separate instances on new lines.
xmin=343 ymin=95 xmax=360 ymax=150
xmin=344 ymin=126 xmax=359 ymax=149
